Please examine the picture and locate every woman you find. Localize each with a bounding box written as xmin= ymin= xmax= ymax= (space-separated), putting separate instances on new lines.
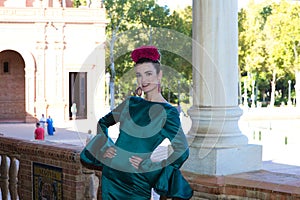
xmin=34 ymin=122 xmax=45 ymax=140
xmin=82 ymin=46 xmax=192 ymax=199
xmin=46 ymin=116 xmax=54 ymax=136
xmin=39 ymin=114 xmax=47 ymax=129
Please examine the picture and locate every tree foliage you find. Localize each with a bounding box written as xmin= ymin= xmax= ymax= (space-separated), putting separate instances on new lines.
xmin=103 ymin=1 xmax=192 ymax=106
xmin=238 ymin=0 xmax=300 ymax=106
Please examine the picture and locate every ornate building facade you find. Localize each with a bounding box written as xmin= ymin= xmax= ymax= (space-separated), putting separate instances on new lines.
xmin=0 ymin=0 xmax=107 ymax=127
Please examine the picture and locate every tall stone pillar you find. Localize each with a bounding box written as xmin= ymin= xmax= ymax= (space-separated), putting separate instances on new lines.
xmin=183 ymin=0 xmax=262 ymax=175
xmin=25 ymin=63 xmax=36 ymax=122
xmin=35 ymin=22 xmax=48 ymax=118
xmin=49 ymin=23 xmax=66 ymax=124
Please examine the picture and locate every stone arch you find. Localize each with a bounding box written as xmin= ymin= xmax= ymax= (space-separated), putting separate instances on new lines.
xmin=0 ymin=47 xmax=36 ymax=122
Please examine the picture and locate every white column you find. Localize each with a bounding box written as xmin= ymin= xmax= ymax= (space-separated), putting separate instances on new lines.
xmin=105 ymin=72 xmax=110 ymax=107
xmin=296 ymin=70 xmax=300 ymax=109
xmin=35 ymin=22 xmax=48 ymax=117
xmin=25 ymin=66 xmax=36 ymax=122
xmin=183 ymin=0 xmax=262 ymax=175
xmin=243 ymin=79 xmax=248 ymax=107
xmin=288 ymin=80 xmax=292 ymax=106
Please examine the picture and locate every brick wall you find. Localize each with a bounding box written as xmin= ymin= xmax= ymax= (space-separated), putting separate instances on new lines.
xmin=0 ymin=136 xmax=90 ymax=200
xmin=183 ymin=171 xmax=300 ymax=200
xmin=0 ymin=50 xmax=25 ymax=120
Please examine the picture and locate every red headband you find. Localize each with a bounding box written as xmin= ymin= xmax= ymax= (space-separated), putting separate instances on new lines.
xmin=131 ymin=46 xmax=160 ymax=63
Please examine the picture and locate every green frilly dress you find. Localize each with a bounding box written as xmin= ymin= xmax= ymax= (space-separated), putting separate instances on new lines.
xmin=82 ymin=96 xmax=193 ymax=199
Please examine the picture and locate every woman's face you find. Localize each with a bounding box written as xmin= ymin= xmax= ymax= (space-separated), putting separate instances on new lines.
xmin=135 ymin=62 xmax=162 ymax=94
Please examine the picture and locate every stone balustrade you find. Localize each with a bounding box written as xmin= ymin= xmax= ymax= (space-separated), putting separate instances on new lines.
xmin=0 ymin=135 xmax=98 ymax=200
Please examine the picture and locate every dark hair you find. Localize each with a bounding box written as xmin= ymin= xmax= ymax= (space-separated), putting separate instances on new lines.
xmin=135 ymin=58 xmax=161 ymax=74
xmin=36 ymin=122 xmax=40 ymax=126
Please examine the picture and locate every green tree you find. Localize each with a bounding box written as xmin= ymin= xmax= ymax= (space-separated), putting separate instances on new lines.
xmin=238 ymin=0 xmax=300 ymax=106
xmin=239 ymin=1 xmax=270 ymax=105
xmin=156 ymin=7 xmax=192 ymax=104
xmin=104 ymin=1 xmax=193 ymax=106
xmin=104 ymin=0 xmax=161 ymax=108
xmin=73 ymin=0 xmax=87 ymax=7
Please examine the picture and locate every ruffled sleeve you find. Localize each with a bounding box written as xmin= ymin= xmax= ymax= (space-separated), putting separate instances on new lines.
xmin=142 ymin=106 xmax=191 ymax=199
xmin=154 ymin=165 xmax=193 ymax=199
xmin=160 ymin=107 xmax=189 ymax=168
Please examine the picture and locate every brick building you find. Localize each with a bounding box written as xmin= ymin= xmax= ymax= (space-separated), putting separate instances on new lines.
xmin=0 ymin=0 xmax=107 ymax=128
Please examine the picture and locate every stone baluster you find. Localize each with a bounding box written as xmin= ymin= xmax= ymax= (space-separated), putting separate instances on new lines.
xmin=94 ymin=171 xmax=102 ymax=199
xmin=82 ymin=168 xmax=96 ymax=199
xmin=8 ymin=156 xmax=19 ymax=200
xmin=0 ymin=155 xmax=9 ymax=199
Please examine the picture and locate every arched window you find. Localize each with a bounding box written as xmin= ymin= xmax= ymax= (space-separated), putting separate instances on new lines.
xmin=3 ymin=61 xmax=9 ymax=73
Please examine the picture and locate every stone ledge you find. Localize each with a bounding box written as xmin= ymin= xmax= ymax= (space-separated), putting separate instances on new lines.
xmin=183 ymin=169 xmax=300 ymax=199
xmin=0 ymin=135 xmax=83 ymax=162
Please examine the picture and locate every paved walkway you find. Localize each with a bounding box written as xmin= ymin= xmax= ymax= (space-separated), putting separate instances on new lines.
xmin=1 ymin=121 xmax=300 ymax=175
xmin=0 ymin=122 xmax=88 ymax=147
xmin=0 ymin=121 xmax=170 ymax=162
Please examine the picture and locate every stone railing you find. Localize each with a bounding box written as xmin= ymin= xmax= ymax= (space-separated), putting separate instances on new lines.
xmin=0 ymin=135 xmax=98 ymax=200
xmin=0 ymin=135 xmax=299 ymax=200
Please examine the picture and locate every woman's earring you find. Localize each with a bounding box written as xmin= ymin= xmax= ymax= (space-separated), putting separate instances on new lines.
xmin=135 ymin=86 xmax=142 ymax=96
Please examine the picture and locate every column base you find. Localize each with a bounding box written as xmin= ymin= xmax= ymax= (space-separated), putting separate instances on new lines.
xmin=182 ymin=144 xmax=262 ymax=176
